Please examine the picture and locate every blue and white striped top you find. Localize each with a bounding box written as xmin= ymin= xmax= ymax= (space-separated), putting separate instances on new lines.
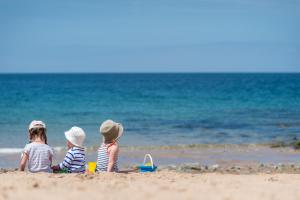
xmin=96 ymin=144 xmax=118 ymax=172
xmin=59 ymin=147 xmax=85 ymax=173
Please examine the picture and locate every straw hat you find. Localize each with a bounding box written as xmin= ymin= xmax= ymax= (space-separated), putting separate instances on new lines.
xmin=29 ymin=120 xmax=46 ymax=130
xmin=100 ymin=120 xmax=124 ymax=143
xmin=64 ymin=127 xmax=86 ymax=148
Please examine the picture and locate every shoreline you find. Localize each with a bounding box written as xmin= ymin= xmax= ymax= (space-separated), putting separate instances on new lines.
xmin=1 ymin=144 xmax=300 ymax=170
xmin=2 ymin=144 xmax=300 ymax=175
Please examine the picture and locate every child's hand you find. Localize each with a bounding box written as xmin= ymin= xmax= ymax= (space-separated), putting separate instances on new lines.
xmin=85 ymin=170 xmax=93 ymax=174
xmin=51 ymin=165 xmax=60 ymax=172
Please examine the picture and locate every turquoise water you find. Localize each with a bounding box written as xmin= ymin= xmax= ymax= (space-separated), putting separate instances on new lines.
xmin=0 ymin=73 xmax=299 ymax=149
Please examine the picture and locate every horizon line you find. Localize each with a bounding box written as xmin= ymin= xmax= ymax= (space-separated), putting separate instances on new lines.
xmin=0 ymin=71 xmax=300 ymax=74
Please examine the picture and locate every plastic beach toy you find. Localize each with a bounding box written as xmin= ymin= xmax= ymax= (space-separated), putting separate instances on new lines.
xmin=57 ymin=168 xmax=69 ymax=173
xmin=88 ymin=162 xmax=97 ymax=173
xmin=138 ymin=154 xmax=157 ymax=172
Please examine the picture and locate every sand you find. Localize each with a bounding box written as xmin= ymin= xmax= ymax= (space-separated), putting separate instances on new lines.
xmin=2 ymin=145 xmax=300 ymax=200
xmin=0 ymin=171 xmax=300 ymax=200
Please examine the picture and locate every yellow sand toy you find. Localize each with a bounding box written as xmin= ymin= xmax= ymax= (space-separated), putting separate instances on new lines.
xmin=87 ymin=162 xmax=97 ymax=173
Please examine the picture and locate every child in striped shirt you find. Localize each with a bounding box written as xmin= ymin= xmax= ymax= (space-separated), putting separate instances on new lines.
xmin=96 ymin=120 xmax=123 ymax=172
xmin=52 ymin=127 xmax=86 ymax=173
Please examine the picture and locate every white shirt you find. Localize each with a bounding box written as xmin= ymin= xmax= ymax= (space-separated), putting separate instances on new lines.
xmin=23 ymin=143 xmax=53 ymax=173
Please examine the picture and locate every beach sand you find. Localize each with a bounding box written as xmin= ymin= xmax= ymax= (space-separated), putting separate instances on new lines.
xmin=1 ymin=145 xmax=300 ymax=200
xmin=0 ymin=171 xmax=300 ymax=200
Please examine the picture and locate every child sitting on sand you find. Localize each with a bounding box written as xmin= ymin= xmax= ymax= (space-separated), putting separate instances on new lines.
xmin=19 ymin=120 xmax=53 ymax=172
xmin=52 ymin=127 xmax=86 ymax=173
xmin=96 ymin=120 xmax=123 ymax=172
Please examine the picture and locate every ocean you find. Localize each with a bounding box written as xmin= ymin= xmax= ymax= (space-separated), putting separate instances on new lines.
xmin=0 ymin=73 xmax=300 ymax=150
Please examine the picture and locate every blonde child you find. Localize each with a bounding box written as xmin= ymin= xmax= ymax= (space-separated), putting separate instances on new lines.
xmin=52 ymin=127 xmax=86 ymax=173
xmin=96 ymin=120 xmax=123 ymax=172
xmin=19 ymin=120 xmax=53 ymax=172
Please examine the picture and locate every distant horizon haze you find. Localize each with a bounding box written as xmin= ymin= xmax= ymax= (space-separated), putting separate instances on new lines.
xmin=0 ymin=70 xmax=300 ymax=74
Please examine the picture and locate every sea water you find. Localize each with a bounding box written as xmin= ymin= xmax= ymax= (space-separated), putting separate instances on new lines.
xmin=0 ymin=73 xmax=299 ymax=150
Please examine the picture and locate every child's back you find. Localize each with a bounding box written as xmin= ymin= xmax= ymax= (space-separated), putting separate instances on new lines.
xmin=51 ymin=127 xmax=86 ymax=173
xmin=60 ymin=146 xmax=85 ymax=173
xmin=97 ymin=143 xmax=118 ymax=172
xmin=24 ymin=142 xmax=53 ymax=173
xmin=96 ymin=120 xmax=123 ymax=172
xmin=19 ymin=120 xmax=53 ymax=173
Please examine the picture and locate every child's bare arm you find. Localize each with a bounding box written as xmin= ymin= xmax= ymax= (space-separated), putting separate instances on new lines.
xmin=49 ymin=155 xmax=53 ymax=165
xmin=19 ymin=153 xmax=28 ymax=171
xmin=107 ymin=145 xmax=119 ymax=172
xmin=117 ymin=167 xmax=139 ymax=173
xmin=52 ymin=151 xmax=73 ymax=172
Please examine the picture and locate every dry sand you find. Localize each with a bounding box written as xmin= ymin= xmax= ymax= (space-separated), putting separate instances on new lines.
xmin=0 ymin=171 xmax=300 ymax=200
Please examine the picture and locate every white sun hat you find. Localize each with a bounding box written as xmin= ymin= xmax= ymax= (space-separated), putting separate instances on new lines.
xmin=29 ymin=120 xmax=46 ymax=130
xmin=64 ymin=126 xmax=86 ymax=148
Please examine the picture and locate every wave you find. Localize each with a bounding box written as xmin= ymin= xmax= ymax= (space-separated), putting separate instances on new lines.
xmin=0 ymin=142 xmax=297 ymax=155
xmin=0 ymin=144 xmax=262 ymax=155
xmin=0 ymin=148 xmax=23 ymax=154
xmin=0 ymin=146 xmax=66 ymax=155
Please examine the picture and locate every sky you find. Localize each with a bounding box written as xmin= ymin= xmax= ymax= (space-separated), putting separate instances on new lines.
xmin=0 ymin=0 xmax=299 ymax=73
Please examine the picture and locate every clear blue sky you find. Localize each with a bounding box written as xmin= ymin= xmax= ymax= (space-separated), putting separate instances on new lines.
xmin=0 ymin=0 xmax=299 ymax=72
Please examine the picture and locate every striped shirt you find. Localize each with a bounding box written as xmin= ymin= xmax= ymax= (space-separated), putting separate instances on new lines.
xmin=59 ymin=147 xmax=85 ymax=173
xmin=96 ymin=143 xmax=118 ymax=172
xmin=23 ymin=143 xmax=53 ymax=173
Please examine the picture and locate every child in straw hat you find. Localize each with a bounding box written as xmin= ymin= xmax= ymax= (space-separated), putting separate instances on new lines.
xmin=96 ymin=120 xmax=123 ymax=172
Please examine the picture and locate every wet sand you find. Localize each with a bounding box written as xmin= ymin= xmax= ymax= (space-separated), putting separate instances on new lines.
xmin=1 ymin=144 xmax=300 ymax=171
